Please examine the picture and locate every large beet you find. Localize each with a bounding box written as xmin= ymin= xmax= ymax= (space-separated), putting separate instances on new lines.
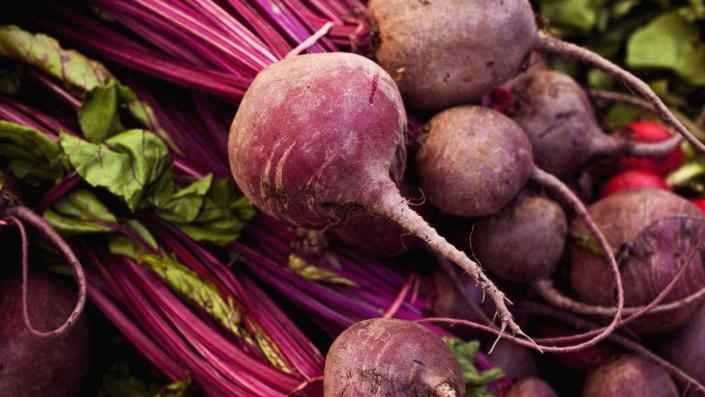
xmin=323 ymin=318 xmax=465 ymax=396
xmin=0 ymin=273 xmax=92 ymax=397
xmin=582 ymin=355 xmax=678 ymax=397
xmin=570 ymin=189 xmax=705 ymax=334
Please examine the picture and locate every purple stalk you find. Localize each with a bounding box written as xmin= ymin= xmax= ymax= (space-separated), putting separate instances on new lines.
xmin=225 ymin=0 xmax=293 ymax=58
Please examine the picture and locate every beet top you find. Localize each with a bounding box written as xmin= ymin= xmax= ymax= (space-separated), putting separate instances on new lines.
xmin=323 ymin=318 xmax=465 ymax=397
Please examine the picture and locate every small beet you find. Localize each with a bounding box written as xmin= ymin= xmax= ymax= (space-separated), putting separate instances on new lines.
xmin=599 ymin=170 xmax=669 ymax=198
xmin=323 ymin=318 xmax=465 ymax=397
xmin=582 ymin=355 xmax=678 ymax=397
xmin=415 ymin=106 xmax=533 ymax=217
xmin=509 ymin=71 xmax=680 ymax=180
xmin=506 ymin=377 xmax=558 ymax=397
xmin=0 ymin=273 xmax=92 ymax=397
xmin=471 ymin=192 xmax=567 ymax=283
xmin=570 ymin=189 xmax=705 ymax=334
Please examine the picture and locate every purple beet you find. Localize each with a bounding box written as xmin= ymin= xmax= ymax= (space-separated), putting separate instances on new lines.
xmin=471 ymin=191 xmax=567 ymax=283
xmin=582 ymin=355 xmax=678 ymax=397
xmin=229 ymin=53 xmax=522 ymax=335
xmin=488 ymin=340 xmax=538 ymax=381
xmin=508 ymin=70 xmax=677 ymax=180
xmin=323 ymin=318 xmax=465 ymax=396
xmin=506 ymin=377 xmax=558 ymax=397
xmin=569 ymin=189 xmax=705 ymax=334
xmin=0 ymin=273 xmax=92 ymax=397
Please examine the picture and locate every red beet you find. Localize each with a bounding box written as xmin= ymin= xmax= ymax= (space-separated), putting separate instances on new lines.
xmin=471 ymin=192 xmax=567 ymax=283
xmin=599 ymin=170 xmax=669 ymax=198
xmin=487 ymin=340 xmax=538 ymax=381
xmin=582 ymin=355 xmax=678 ymax=397
xmin=323 ymin=318 xmax=465 ymax=396
xmin=229 ymin=53 xmax=521 ymax=334
xmin=618 ymin=121 xmax=684 ymax=175
xmin=506 ymin=377 xmax=558 ymax=397
xmin=0 ymin=273 xmax=92 ymax=397
xmin=570 ymin=189 xmax=705 ymax=334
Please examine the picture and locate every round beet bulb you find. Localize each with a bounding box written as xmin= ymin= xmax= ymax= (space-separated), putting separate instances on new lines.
xmin=323 ymin=318 xmax=465 ymax=396
xmin=487 ymin=340 xmax=538 ymax=381
xmin=659 ymin=304 xmax=705 ymax=397
xmin=415 ymin=106 xmax=534 ymax=217
xmin=570 ymin=189 xmax=705 ymax=334
xmin=582 ymin=355 xmax=678 ymax=397
xmin=471 ymin=192 xmax=567 ymax=283
xmin=599 ymin=170 xmax=669 ymax=198
xmin=0 ymin=273 xmax=92 ymax=397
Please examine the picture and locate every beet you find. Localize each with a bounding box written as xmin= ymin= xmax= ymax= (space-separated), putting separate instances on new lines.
xmin=229 ymin=53 xmax=522 ymax=334
xmin=659 ymin=304 xmax=705 ymax=397
xmin=428 ymin=267 xmax=494 ymax=326
xmin=582 ymin=355 xmax=678 ymax=397
xmin=570 ymin=189 xmax=705 ymax=334
xmin=0 ymin=273 xmax=92 ymax=397
xmin=323 ymin=318 xmax=465 ymax=396
xmin=508 ymin=70 xmax=680 ymax=180
xmin=487 ymin=340 xmax=538 ymax=381
xmin=366 ymin=0 xmax=704 ymax=156
xmin=599 ymin=170 xmax=669 ymax=198
xmin=415 ymin=106 xmax=533 ymax=217
xmin=471 ymin=192 xmax=567 ymax=283
xmin=506 ymin=377 xmax=558 ymax=397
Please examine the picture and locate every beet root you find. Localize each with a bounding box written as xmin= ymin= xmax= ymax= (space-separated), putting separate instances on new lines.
xmin=323 ymin=318 xmax=465 ymax=397
xmin=570 ymin=189 xmax=705 ymax=334
xmin=229 ymin=53 xmax=525 ymax=338
xmin=506 ymin=377 xmax=558 ymax=397
xmin=0 ymin=273 xmax=92 ymax=397
xmin=582 ymin=355 xmax=678 ymax=397
xmin=416 ymin=106 xmax=533 ymax=217
xmin=471 ymin=192 xmax=567 ymax=283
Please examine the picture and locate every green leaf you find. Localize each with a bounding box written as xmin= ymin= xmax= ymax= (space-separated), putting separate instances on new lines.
xmin=540 ymin=0 xmax=599 ymax=32
xmin=443 ymin=338 xmax=505 ymax=397
xmin=626 ymin=10 xmax=705 ymax=86
xmin=109 ymin=235 xmax=245 ymax=337
xmin=78 ymin=81 xmax=137 ymax=142
xmin=0 ymin=25 xmax=113 ymax=92
xmin=44 ymin=188 xmax=118 ymax=234
xmin=147 ymin=172 xmax=213 ymax=224
xmin=0 ymin=120 xmax=67 ymax=182
xmin=60 ymin=129 xmax=170 ymax=210
xmin=171 ymin=178 xmax=255 ymax=246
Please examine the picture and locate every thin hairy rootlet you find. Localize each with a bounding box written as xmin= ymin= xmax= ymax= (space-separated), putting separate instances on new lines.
xmin=323 ymin=318 xmax=464 ymax=397
xmin=228 ymin=53 xmax=528 ymax=342
xmin=367 ymin=0 xmax=705 ymax=156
